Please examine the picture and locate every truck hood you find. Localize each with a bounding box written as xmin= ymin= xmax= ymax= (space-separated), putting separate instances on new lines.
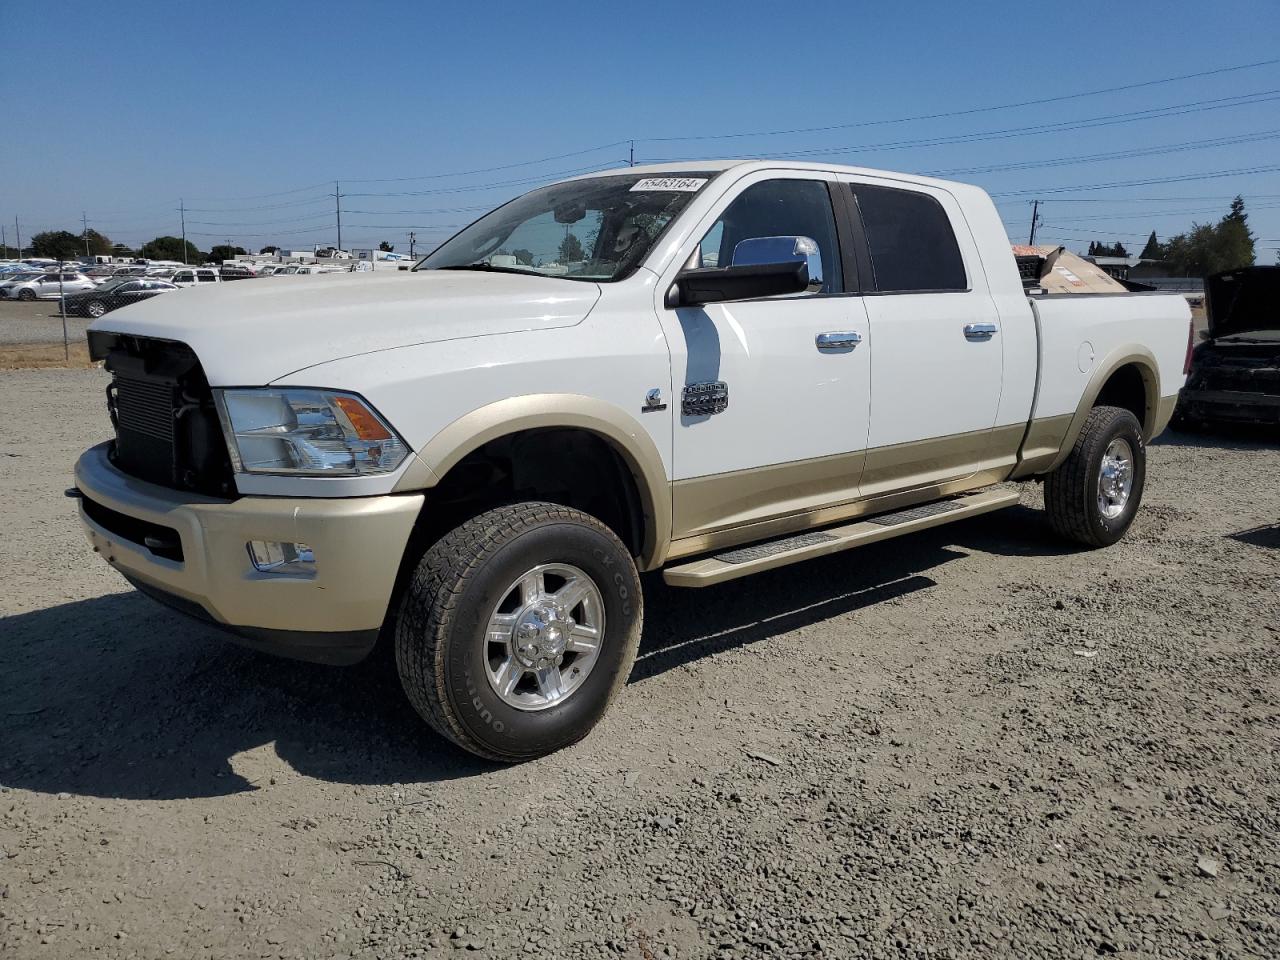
xmin=1206 ymin=266 xmax=1280 ymax=340
xmin=88 ymin=270 xmax=601 ymax=384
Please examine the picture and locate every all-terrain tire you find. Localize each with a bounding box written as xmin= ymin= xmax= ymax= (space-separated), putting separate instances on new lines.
xmin=1044 ymin=405 xmax=1146 ymax=548
xmin=395 ymin=502 xmax=642 ymax=762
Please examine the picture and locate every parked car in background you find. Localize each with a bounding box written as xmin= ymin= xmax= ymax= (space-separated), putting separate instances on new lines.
xmin=218 ymin=264 xmax=258 ymax=280
xmin=0 ymin=270 xmax=45 ymax=294
xmin=61 ymin=278 xmax=179 ymax=318
xmin=145 ymin=267 xmax=178 ymax=279
xmin=2 ymin=272 xmax=95 ymax=300
xmin=112 ymin=265 xmax=148 ymax=278
xmin=1174 ymin=266 xmax=1280 ymax=429
xmin=171 ymin=267 xmax=221 ymax=288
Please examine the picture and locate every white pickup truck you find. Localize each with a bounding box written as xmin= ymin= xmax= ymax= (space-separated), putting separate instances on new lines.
xmin=74 ymin=161 xmax=1192 ymax=761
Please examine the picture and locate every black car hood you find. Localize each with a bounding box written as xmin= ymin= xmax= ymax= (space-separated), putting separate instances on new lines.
xmin=1206 ymin=266 xmax=1280 ymax=340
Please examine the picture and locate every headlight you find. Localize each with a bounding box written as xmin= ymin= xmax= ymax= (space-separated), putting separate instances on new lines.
xmin=214 ymin=388 xmax=408 ymax=476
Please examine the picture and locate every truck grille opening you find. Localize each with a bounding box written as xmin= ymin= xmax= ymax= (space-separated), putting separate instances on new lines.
xmin=90 ymin=332 xmax=237 ymax=497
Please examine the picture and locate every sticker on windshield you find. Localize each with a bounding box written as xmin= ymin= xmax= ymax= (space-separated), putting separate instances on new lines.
xmin=630 ymin=177 xmax=708 ymax=193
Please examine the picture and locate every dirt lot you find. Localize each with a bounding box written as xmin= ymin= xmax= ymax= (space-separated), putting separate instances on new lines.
xmin=1 ymin=367 xmax=1278 ymax=960
xmin=0 ymin=300 xmax=93 ymax=368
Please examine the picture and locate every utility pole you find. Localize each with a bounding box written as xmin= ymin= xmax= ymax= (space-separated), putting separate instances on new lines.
xmin=82 ymin=211 xmax=90 ymax=258
xmin=1028 ymin=200 xmax=1041 ymax=246
xmin=14 ymin=217 xmax=21 ymax=258
xmin=1 ymin=224 xmax=7 ymax=258
xmin=409 ymin=231 xmax=416 ymax=258
xmin=334 ymin=181 xmax=343 ymax=252
xmin=629 ymin=140 xmax=635 ymax=166
xmin=179 ymin=199 xmax=188 ymax=264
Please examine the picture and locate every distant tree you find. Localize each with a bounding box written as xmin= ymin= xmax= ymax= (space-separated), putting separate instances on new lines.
xmin=1088 ymin=241 xmax=1129 ymax=257
xmin=30 ymin=230 xmax=84 ymax=261
xmin=259 ymin=245 xmax=279 ymax=255
xmin=1164 ymin=196 xmax=1255 ymax=277
xmin=378 ymin=240 xmax=394 ymax=253
xmin=557 ymin=232 xmax=585 ymax=263
xmin=1139 ymin=231 xmax=1164 ymax=260
xmin=111 ymin=242 xmax=135 ymax=258
xmin=207 ymin=244 xmax=249 ymax=264
xmin=83 ymin=229 xmax=113 ymax=256
xmin=1217 ymin=195 xmax=1255 ymax=269
xmin=511 ymin=248 xmax=535 ymax=266
xmin=140 ymin=236 xmax=203 ymax=263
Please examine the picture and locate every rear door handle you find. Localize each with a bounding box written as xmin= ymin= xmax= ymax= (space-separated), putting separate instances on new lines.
xmin=963 ymin=322 xmax=999 ymax=341
xmin=816 ymin=331 xmax=863 ymax=350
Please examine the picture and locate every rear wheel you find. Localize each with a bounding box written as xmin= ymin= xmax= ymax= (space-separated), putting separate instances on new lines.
xmin=1044 ymin=405 xmax=1146 ymax=547
xmin=395 ymin=502 xmax=642 ymax=762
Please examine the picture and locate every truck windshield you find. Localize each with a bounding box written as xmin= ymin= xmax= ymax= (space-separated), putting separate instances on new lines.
xmin=416 ymin=172 xmax=717 ymax=282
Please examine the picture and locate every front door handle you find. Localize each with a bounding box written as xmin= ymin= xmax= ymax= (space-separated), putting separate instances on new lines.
xmin=963 ymin=322 xmax=999 ymax=341
xmin=816 ymin=331 xmax=863 ymax=350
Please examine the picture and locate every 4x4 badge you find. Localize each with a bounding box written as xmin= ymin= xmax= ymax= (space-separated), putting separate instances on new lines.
xmin=641 ymin=388 xmax=667 ymax=412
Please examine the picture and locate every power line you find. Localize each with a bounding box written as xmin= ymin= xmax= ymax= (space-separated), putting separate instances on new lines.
xmin=924 ymin=129 xmax=1280 ymax=178
xmin=992 ymin=165 xmax=1280 ymax=197
xmin=339 ymin=141 xmax=630 ymax=184
xmin=343 ymin=161 xmax=630 ymax=199
xmin=640 ymin=57 xmax=1280 ymax=144
xmin=638 ymin=89 xmax=1280 ymax=165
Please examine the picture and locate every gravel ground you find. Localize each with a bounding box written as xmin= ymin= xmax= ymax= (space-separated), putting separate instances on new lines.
xmin=1 ymin=368 xmax=1278 ymax=960
xmin=0 ymin=299 xmax=92 ymax=347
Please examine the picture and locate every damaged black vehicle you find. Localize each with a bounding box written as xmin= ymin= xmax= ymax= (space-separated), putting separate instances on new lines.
xmin=1174 ymin=266 xmax=1280 ymax=430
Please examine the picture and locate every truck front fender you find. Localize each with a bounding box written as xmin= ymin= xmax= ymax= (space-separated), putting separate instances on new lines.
xmin=396 ymin=394 xmax=672 ymax=570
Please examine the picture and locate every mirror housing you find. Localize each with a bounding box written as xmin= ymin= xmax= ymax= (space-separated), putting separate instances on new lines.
xmin=731 ymin=235 xmax=824 ymax=293
xmin=669 ymin=260 xmax=810 ymax=307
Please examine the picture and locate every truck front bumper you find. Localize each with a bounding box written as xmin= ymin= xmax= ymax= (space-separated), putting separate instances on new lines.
xmin=74 ymin=443 xmax=423 ymax=665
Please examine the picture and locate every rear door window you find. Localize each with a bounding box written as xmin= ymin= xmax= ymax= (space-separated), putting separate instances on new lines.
xmin=852 ymin=184 xmax=967 ymax=293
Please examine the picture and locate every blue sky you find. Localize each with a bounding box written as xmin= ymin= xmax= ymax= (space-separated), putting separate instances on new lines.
xmin=3 ymin=0 xmax=1278 ymax=260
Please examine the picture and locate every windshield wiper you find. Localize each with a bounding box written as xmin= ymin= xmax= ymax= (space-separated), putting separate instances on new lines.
xmin=432 ymin=263 xmax=543 ymax=277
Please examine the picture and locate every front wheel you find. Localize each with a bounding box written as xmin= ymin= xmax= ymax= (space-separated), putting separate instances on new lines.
xmin=17 ymin=289 xmax=35 ymax=301
xmin=395 ymin=502 xmax=642 ymax=762
xmin=1044 ymin=405 xmax=1146 ymax=547
xmin=87 ymin=300 xmax=107 ymax=318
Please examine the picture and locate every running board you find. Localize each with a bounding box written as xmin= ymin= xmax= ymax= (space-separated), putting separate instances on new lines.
xmin=662 ymin=488 xmax=1020 ymax=587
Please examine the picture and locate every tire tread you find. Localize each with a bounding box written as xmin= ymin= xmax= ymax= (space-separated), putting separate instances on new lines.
xmin=395 ymin=502 xmax=638 ymax=762
xmin=1044 ymin=405 xmax=1143 ymax=547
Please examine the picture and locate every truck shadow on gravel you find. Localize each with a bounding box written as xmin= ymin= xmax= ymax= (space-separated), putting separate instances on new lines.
xmin=3 ymin=510 xmax=1064 ymax=801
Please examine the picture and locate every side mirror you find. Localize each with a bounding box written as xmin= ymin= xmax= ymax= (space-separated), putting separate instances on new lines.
xmin=668 ymin=260 xmax=810 ymax=307
xmin=731 ymin=235 xmax=824 ymax=293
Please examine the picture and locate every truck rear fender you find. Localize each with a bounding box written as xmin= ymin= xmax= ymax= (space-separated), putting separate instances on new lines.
xmin=1028 ymin=350 xmax=1160 ymax=476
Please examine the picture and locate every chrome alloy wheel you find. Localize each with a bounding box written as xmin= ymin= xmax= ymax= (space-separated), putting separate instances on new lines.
xmin=483 ymin=563 xmax=605 ymax=711
xmin=1097 ymin=438 xmax=1134 ymax=519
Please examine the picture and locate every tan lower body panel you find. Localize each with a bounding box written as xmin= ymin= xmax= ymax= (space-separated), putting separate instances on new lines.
xmin=1153 ymin=394 xmax=1179 ymax=438
xmin=669 ymin=423 xmax=1026 ymax=558
xmin=1008 ymin=413 xmax=1073 ymax=479
xmin=75 ymin=443 xmax=421 ymax=634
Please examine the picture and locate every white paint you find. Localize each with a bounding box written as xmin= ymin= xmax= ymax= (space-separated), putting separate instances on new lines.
xmin=91 ymin=159 xmax=1190 ymax=508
